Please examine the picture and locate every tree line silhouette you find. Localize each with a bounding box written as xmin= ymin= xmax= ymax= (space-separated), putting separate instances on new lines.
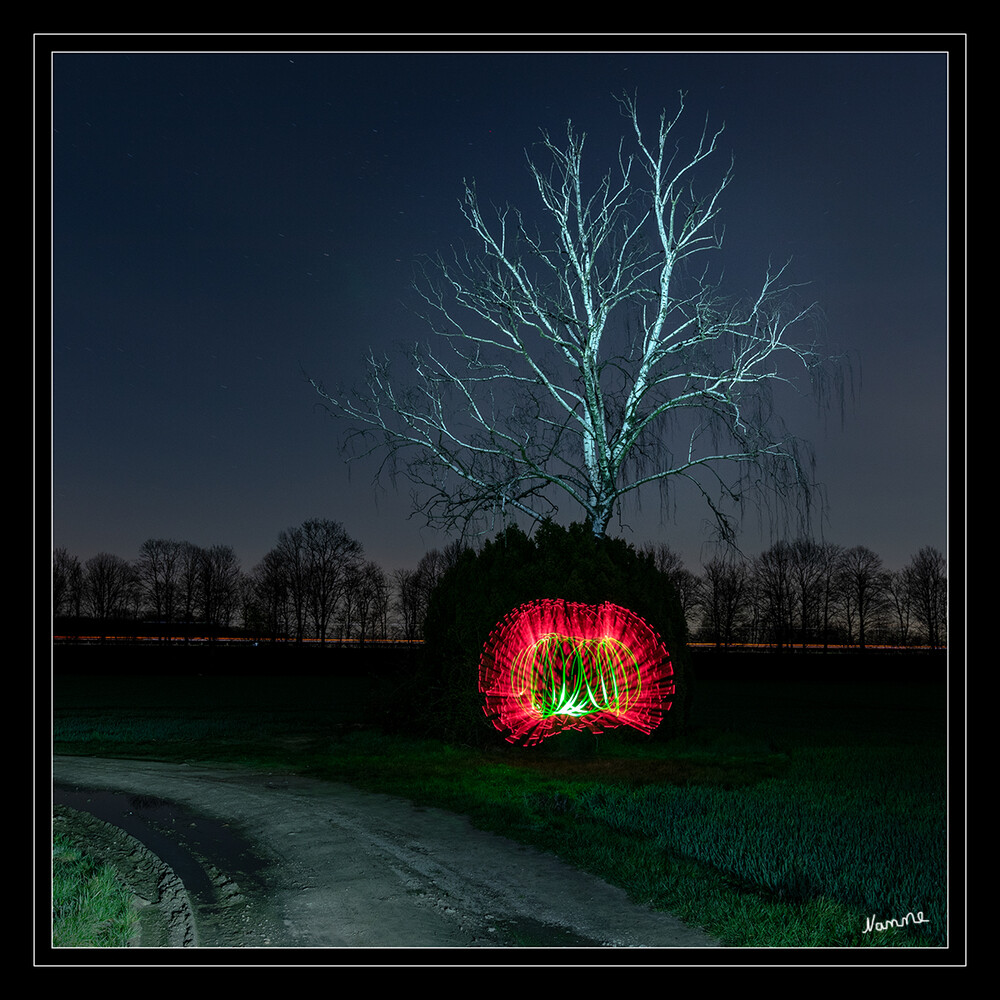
xmin=651 ymin=539 xmax=946 ymax=650
xmin=52 ymin=519 xmax=463 ymax=644
xmin=52 ymin=520 xmax=946 ymax=649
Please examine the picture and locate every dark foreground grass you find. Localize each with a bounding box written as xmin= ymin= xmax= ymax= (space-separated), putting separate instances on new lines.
xmin=51 ymin=667 xmax=949 ymax=949
xmin=51 ymin=834 xmax=137 ymax=947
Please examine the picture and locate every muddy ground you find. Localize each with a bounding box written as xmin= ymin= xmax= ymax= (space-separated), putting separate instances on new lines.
xmin=51 ymin=756 xmax=720 ymax=956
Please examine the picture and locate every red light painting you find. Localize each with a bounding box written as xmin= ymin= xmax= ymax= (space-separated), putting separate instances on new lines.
xmin=479 ymin=599 xmax=674 ymax=746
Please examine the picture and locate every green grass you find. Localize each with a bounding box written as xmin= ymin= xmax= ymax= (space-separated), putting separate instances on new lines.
xmin=51 ymin=834 xmax=137 ymax=948
xmin=52 ymin=669 xmax=950 ymax=948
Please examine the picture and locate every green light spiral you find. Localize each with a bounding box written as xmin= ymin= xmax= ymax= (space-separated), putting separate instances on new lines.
xmin=511 ymin=633 xmax=641 ymax=720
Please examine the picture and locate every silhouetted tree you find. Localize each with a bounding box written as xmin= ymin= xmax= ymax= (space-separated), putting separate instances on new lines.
xmin=815 ymin=541 xmax=844 ymax=650
xmin=176 ymin=542 xmax=203 ymax=633
xmin=136 ymin=538 xmax=183 ymax=636
xmin=642 ymin=542 xmax=701 ymax=635
xmin=365 ymin=561 xmax=392 ymax=640
xmin=83 ymin=552 xmax=137 ymax=622
xmin=343 ymin=561 xmax=391 ymax=642
xmin=53 ymin=547 xmax=83 ymax=618
xmin=884 ymin=568 xmax=914 ymax=647
xmin=787 ymin=537 xmax=835 ymax=649
xmin=392 ymin=543 xmax=469 ymax=641
xmin=198 ymin=544 xmax=242 ymax=635
xmin=753 ymin=541 xmax=795 ymax=650
xmin=906 ymin=547 xmax=947 ymax=648
xmin=246 ymin=548 xmax=292 ymax=641
xmin=698 ymin=555 xmax=750 ymax=647
xmin=269 ymin=519 xmax=362 ymax=642
xmin=271 ymin=529 xmax=309 ymax=641
xmin=392 ymin=567 xmax=423 ymax=640
xmin=306 ymin=520 xmax=361 ymax=642
xmin=836 ymin=546 xmax=888 ymax=649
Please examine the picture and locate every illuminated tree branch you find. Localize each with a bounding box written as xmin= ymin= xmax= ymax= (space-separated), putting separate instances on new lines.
xmin=312 ymin=92 xmax=841 ymax=541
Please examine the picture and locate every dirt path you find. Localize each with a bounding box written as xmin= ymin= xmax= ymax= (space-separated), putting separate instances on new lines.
xmin=51 ymin=755 xmax=720 ymax=952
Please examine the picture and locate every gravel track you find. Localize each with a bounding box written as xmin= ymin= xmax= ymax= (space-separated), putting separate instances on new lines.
xmin=51 ymin=755 xmax=720 ymax=953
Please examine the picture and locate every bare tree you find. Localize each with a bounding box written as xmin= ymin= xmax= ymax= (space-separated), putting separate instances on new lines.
xmin=815 ymin=541 xmax=844 ymax=650
xmin=305 ymin=520 xmax=361 ymax=642
xmin=272 ymin=528 xmax=310 ymax=641
xmin=312 ymin=92 xmax=839 ymax=544
xmin=344 ymin=561 xmax=391 ymax=643
xmin=246 ymin=548 xmax=292 ymax=641
xmin=641 ymin=541 xmax=701 ymax=634
xmin=787 ymin=537 xmax=835 ymax=649
xmin=753 ymin=541 xmax=796 ymax=650
xmin=697 ymin=555 xmax=750 ymax=648
xmin=83 ymin=552 xmax=137 ymax=621
xmin=176 ymin=542 xmax=203 ymax=634
xmin=884 ymin=568 xmax=914 ymax=647
xmin=386 ymin=543 xmax=467 ymax=641
xmin=53 ymin=547 xmax=83 ymax=618
xmin=364 ymin=561 xmax=392 ymax=641
xmin=393 ymin=567 xmax=424 ymax=641
xmin=136 ymin=538 xmax=183 ymax=634
xmin=906 ymin=547 xmax=947 ymax=648
xmin=271 ymin=519 xmax=362 ymax=643
xmin=836 ymin=546 xmax=888 ymax=650
xmin=415 ymin=542 xmax=468 ymax=614
xmin=198 ymin=544 xmax=242 ymax=635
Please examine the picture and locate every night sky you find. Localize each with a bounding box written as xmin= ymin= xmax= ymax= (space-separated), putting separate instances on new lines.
xmin=48 ymin=42 xmax=954 ymax=578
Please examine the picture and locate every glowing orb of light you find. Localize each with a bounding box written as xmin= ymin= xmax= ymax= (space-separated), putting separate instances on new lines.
xmin=479 ymin=598 xmax=674 ymax=746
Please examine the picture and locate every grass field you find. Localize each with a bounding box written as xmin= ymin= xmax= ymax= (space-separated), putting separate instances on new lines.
xmin=50 ymin=652 xmax=953 ymax=949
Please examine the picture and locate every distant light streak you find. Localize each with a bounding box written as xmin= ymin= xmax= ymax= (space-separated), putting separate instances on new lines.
xmin=479 ymin=599 xmax=674 ymax=746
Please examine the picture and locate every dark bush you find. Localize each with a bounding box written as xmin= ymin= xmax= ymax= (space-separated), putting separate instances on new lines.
xmin=382 ymin=521 xmax=691 ymax=749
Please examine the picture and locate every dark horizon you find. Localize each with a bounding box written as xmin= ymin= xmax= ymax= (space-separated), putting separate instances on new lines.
xmin=50 ymin=522 xmax=947 ymax=581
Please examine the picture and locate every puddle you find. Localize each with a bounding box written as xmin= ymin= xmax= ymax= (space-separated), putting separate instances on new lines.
xmin=52 ymin=783 xmax=269 ymax=905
